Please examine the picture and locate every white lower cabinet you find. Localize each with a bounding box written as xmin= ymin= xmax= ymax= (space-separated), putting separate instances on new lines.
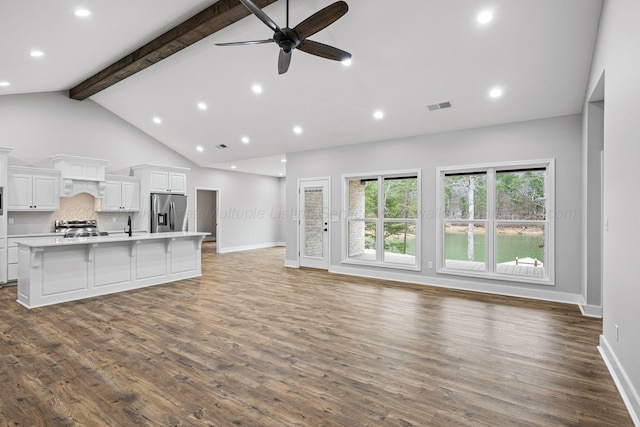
xmin=8 ymin=239 xmax=19 ymax=281
xmin=16 ymin=232 xmax=207 ymax=308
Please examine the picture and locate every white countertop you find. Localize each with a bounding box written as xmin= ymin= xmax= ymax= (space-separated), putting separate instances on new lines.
xmin=9 ymin=229 xmax=148 ymax=239
xmin=14 ymin=232 xmax=209 ymax=248
xmin=9 ymin=233 xmax=58 ymax=238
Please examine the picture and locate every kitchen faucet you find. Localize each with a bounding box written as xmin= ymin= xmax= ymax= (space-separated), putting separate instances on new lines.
xmin=126 ymin=215 xmax=132 ymax=237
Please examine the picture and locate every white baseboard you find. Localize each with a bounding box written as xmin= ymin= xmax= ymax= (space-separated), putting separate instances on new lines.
xmin=284 ymin=259 xmax=299 ymax=268
xmin=579 ymin=303 xmax=603 ymax=318
xmin=218 ymin=242 xmax=284 ymax=254
xmin=329 ymin=264 xmax=583 ymax=306
xmin=599 ymin=335 xmax=640 ymax=426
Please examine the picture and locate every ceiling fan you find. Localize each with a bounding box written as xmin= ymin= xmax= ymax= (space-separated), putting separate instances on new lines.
xmin=216 ymin=0 xmax=351 ymax=74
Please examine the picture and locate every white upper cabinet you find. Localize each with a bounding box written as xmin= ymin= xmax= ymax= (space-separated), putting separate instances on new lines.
xmin=149 ymin=170 xmax=187 ymax=193
xmin=132 ymin=164 xmax=189 ymax=195
xmin=8 ymin=167 xmax=60 ymax=211
xmin=121 ymin=180 xmax=140 ymax=210
xmin=95 ymin=175 xmax=140 ymax=212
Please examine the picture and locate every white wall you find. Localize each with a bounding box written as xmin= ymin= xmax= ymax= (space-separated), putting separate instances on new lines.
xmin=192 ymin=167 xmax=283 ymax=252
xmin=286 ymin=114 xmax=583 ymax=302
xmin=0 ymin=91 xmax=282 ymax=250
xmin=585 ymin=0 xmax=640 ymax=422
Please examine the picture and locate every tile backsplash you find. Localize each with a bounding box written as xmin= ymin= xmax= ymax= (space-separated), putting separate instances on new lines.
xmin=8 ymin=193 xmax=138 ymax=235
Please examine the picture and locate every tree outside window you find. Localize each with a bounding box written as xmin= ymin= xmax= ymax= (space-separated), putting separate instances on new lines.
xmin=439 ymin=160 xmax=554 ymax=284
xmin=345 ymin=171 xmax=420 ymax=269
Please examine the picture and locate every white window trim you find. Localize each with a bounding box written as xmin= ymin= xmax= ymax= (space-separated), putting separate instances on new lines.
xmin=435 ymin=159 xmax=555 ymax=286
xmin=342 ymin=169 xmax=422 ymax=271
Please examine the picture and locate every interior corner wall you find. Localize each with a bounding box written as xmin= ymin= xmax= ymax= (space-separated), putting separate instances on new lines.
xmin=584 ymin=0 xmax=640 ymax=422
xmin=285 ymin=114 xmax=583 ymax=300
xmin=582 ymin=99 xmax=604 ymax=311
xmin=0 ymin=91 xmax=282 ymax=251
xmin=278 ymin=177 xmax=287 ymax=244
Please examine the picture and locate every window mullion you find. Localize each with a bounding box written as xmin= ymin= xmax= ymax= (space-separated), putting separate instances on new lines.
xmin=377 ymin=176 xmax=384 ymax=263
xmin=486 ymin=168 xmax=496 ymax=273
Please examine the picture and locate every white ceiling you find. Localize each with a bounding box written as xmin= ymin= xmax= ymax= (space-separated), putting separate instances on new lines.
xmin=0 ymin=0 xmax=602 ymax=177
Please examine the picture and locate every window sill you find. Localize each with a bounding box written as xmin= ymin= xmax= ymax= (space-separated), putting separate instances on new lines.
xmin=437 ymin=267 xmax=553 ymax=286
xmin=342 ymin=258 xmax=421 ymax=272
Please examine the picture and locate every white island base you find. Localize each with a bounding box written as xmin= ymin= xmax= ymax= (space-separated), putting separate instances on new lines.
xmin=16 ymin=232 xmax=208 ymax=308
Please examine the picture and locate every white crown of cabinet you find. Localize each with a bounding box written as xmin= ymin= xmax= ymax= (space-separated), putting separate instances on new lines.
xmin=52 ymin=154 xmax=109 ymax=198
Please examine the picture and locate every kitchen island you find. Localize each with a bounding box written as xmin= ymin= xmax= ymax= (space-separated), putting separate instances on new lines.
xmin=15 ymin=232 xmax=208 ymax=308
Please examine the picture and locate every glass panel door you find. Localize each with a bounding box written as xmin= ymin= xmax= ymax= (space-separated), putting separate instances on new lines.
xmin=304 ymin=187 xmax=324 ymax=258
xmin=299 ymin=179 xmax=330 ymax=269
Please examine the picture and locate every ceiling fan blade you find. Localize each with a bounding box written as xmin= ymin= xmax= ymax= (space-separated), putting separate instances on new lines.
xmin=298 ymin=39 xmax=351 ymax=62
xmin=216 ymin=39 xmax=274 ymax=46
xmin=238 ymin=0 xmax=281 ymax=32
xmin=278 ymin=49 xmax=292 ymax=74
xmin=293 ymin=1 xmax=348 ymax=40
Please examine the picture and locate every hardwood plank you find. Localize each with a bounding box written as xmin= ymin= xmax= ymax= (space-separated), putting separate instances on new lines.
xmin=0 ymin=244 xmax=633 ymax=425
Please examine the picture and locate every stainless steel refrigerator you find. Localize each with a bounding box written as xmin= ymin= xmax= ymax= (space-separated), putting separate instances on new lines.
xmin=151 ymin=193 xmax=188 ymax=233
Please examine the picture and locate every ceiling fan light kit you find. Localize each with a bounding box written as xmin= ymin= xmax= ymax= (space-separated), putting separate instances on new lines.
xmin=216 ymin=0 xmax=351 ymax=74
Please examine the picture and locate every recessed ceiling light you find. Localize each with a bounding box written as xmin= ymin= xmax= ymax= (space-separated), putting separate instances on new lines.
xmin=281 ymin=158 xmax=287 ymax=163
xmin=197 ymin=102 xmax=207 ymax=111
xmin=241 ymin=136 xmax=250 ymax=144
xmin=293 ymin=126 xmax=303 ymax=135
xmin=0 ymin=81 xmax=10 ymax=87
xmin=341 ymin=58 xmax=352 ymax=67
xmin=30 ymin=50 xmax=44 ymax=58
xmin=196 ymin=145 xmax=204 ymax=152
xmin=278 ymin=173 xmax=284 ymax=176
xmin=152 ymin=117 xmax=162 ymax=124
xmin=252 ymin=84 xmax=263 ymax=94
xmin=489 ymin=87 xmax=503 ymax=98
xmin=231 ymin=165 xmax=237 ymax=169
xmin=74 ymin=9 xmax=91 ymax=17
xmin=477 ymin=11 xmax=493 ymax=24
xmin=373 ymin=110 xmax=385 ymax=120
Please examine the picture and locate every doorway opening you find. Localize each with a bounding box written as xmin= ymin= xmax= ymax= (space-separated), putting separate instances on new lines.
xmin=195 ymin=188 xmax=220 ymax=253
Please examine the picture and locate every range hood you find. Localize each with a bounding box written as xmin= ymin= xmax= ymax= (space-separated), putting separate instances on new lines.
xmin=51 ymin=154 xmax=108 ymax=198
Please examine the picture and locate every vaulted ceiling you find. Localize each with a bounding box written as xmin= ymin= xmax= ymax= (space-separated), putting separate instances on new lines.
xmin=0 ymin=0 xmax=602 ymax=176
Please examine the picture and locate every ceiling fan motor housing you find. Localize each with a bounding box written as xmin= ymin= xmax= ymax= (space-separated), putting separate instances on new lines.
xmin=274 ymin=28 xmax=301 ymax=52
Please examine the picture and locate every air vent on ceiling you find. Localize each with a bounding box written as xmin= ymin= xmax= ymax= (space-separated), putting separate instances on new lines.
xmin=427 ymin=101 xmax=453 ymax=111
xmin=216 ymin=144 xmax=228 ymax=149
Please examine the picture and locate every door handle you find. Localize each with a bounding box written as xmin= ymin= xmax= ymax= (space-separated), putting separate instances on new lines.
xmin=169 ymin=201 xmax=175 ymax=230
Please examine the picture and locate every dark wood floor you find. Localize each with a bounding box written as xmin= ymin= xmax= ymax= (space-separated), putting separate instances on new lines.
xmin=0 ymin=243 xmax=632 ymax=426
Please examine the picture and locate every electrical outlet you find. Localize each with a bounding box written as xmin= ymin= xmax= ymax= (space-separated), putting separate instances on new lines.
xmin=112 ymin=217 xmax=117 ymax=223
xmin=8 ymin=218 xmax=14 ymax=225
xmin=615 ymin=324 xmax=619 ymax=342
xmin=428 ymin=261 xmax=433 ymax=269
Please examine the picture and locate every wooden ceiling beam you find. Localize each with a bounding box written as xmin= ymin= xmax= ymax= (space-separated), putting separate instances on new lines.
xmin=69 ymin=0 xmax=278 ymax=100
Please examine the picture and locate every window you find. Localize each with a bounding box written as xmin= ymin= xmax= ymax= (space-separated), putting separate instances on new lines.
xmin=344 ymin=170 xmax=421 ymax=270
xmin=437 ymin=160 xmax=554 ymax=284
